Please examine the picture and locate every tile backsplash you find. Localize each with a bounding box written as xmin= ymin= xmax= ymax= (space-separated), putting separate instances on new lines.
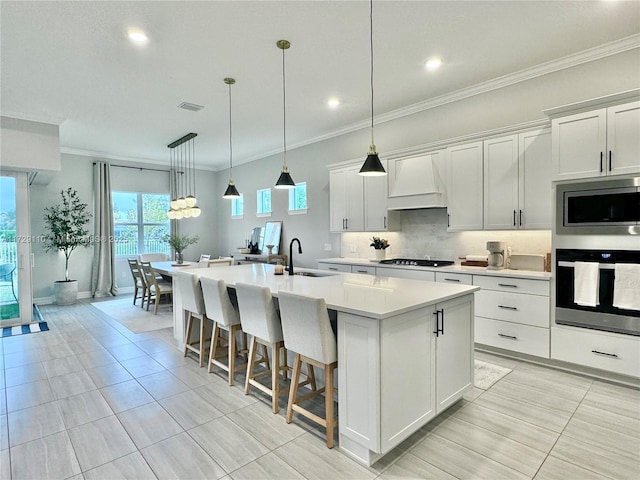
xmin=341 ymin=208 xmax=551 ymax=262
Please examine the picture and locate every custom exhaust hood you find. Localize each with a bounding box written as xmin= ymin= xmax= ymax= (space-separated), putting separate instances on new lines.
xmin=386 ymin=152 xmax=446 ymax=210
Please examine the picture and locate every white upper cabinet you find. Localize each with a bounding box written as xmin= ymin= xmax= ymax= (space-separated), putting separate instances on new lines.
xmin=552 ymin=100 xmax=639 ymax=181
xmin=519 ymin=128 xmax=552 ymax=229
xmin=483 ymin=135 xmax=519 ymax=230
xmin=364 ymin=172 xmax=389 ymax=231
xmin=446 ymin=141 xmax=483 ymax=231
xmin=329 ymin=165 xmax=363 ymax=232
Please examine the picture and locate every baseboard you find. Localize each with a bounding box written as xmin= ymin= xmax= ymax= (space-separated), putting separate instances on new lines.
xmin=34 ymin=290 xmax=100 ymax=306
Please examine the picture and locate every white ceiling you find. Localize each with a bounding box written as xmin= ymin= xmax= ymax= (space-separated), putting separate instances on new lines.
xmin=2 ymin=1 xmax=639 ymax=170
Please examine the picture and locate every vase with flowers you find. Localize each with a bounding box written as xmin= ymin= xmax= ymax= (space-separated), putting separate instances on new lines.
xmin=370 ymin=237 xmax=390 ymax=261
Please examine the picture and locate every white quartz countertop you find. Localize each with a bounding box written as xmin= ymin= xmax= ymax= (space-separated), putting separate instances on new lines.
xmin=318 ymin=257 xmax=552 ymax=280
xmin=176 ymin=263 xmax=478 ymax=320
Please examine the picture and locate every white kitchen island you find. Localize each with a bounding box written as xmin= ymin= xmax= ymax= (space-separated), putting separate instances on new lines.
xmin=170 ymin=263 xmax=479 ymax=466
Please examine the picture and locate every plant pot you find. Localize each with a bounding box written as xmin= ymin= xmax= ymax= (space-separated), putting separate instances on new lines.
xmin=175 ymin=252 xmax=184 ymax=264
xmin=374 ymin=249 xmax=386 ymax=261
xmin=54 ymin=280 xmax=78 ymax=305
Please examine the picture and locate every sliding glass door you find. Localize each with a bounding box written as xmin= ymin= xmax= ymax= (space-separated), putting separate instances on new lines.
xmin=0 ymin=172 xmax=32 ymax=326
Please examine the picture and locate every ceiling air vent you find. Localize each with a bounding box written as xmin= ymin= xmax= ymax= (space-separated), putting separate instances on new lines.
xmin=177 ymin=102 xmax=204 ymax=112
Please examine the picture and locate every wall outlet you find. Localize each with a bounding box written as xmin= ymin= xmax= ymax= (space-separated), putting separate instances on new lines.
xmin=324 ymin=243 xmax=332 ymax=251
xmin=349 ymin=244 xmax=356 ymax=253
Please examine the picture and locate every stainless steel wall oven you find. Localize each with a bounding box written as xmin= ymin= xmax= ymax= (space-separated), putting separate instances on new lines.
xmin=555 ymin=249 xmax=640 ymax=336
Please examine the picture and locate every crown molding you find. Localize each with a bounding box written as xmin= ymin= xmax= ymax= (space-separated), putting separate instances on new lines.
xmin=1 ymin=110 xmax=66 ymax=126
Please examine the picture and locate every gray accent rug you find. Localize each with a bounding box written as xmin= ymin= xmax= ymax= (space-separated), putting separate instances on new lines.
xmin=91 ymin=297 xmax=173 ymax=333
xmin=474 ymin=359 xmax=512 ymax=390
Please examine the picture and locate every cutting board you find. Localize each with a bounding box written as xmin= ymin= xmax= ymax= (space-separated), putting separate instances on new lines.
xmin=509 ymin=254 xmax=545 ymax=271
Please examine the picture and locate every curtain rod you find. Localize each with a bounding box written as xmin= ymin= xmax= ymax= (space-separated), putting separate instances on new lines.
xmin=93 ymin=162 xmax=170 ymax=173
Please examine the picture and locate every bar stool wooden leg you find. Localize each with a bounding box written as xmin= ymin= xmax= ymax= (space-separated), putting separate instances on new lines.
xmin=325 ymin=363 xmax=335 ymax=449
xmin=198 ymin=317 xmax=206 ymax=367
xmin=286 ymin=353 xmax=302 ymax=424
xmin=208 ymin=323 xmax=220 ymax=373
xmin=228 ymin=326 xmax=237 ymax=386
xmin=272 ymin=342 xmax=281 ymax=413
xmin=184 ymin=313 xmax=194 ymax=357
xmin=307 ymin=364 xmax=317 ymax=391
xmin=244 ymin=336 xmax=258 ymax=395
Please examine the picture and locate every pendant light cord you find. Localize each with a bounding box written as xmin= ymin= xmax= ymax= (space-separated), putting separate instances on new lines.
xmin=228 ymin=81 xmax=233 ymax=179
xmin=282 ymin=45 xmax=287 ymax=167
xmin=370 ymin=0 xmax=375 ymax=148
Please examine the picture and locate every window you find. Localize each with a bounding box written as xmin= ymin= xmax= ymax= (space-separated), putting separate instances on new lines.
xmin=288 ymin=182 xmax=307 ymax=214
xmin=113 ymin=192 xmax=170 ymax=257
xmin=231 ymin=193 xmax=244 ymax=218
xmin=256 ymin=188 xmax=272 ymax=216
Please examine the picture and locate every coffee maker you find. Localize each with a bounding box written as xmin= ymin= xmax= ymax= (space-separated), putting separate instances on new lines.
xmin=486 ymin=241 xmax=506 ymax=270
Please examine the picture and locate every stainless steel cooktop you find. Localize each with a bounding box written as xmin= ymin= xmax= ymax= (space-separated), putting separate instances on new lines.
xmin=379 ymin=258 xmax=455 ymax=268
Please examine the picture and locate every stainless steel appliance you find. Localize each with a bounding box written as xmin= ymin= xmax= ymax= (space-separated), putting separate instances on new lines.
xmin=379 ymin=258 xmax=454 ymax=267
xmin=556 ymin=177 xmax=640 ymax=235
xmin=555 ymin=249 xmax=640 ymax=336
xmin=486 ymin=241 xmax=506 ymax=270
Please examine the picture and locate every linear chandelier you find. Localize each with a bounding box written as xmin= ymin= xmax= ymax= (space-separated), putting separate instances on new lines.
xmin=167 ymin=133 xmax=201 ymax=219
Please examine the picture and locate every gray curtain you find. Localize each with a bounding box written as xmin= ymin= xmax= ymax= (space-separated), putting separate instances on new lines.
xmin=91 ymin=162 xmax=117 ymax=297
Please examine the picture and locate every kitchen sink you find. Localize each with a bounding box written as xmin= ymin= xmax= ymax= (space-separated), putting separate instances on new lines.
xmin=292 ymin=271 xmax=336 ymax=277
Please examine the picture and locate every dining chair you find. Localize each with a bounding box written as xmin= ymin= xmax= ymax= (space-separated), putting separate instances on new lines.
xmin=278 ymin=290 xmax=338 ymax=448
xmin=126 ymin=258 xmax=147 ymax=308
xmin=139 ymin=261 xmax=173 ymax=314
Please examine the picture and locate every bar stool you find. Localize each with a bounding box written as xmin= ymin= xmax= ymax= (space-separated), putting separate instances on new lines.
xmin=235 ymin=282 xmax=291 ymax=413
xmin=174 ymin=272 xmax=209 ymax=367
xmin=278 ymin=290 xmax=338 ymax=448
xmin=201 ymin=277 xmax=245 ymax=385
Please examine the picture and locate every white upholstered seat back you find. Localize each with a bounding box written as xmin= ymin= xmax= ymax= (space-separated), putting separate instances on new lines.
xmin=277 ymin=290 xmax=337 ymax=365
xmin=174 ymin=272 xmax=205 ymax=316
xmin=200 ymin=277 xmax=240 ymax=328
xmin=235 ymin=282 xmax=283 ymax=343
xmin=138 ymin=253 xmax=168 ymax=262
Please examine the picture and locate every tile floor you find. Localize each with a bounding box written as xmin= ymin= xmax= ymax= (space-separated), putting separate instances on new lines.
xmin=1 ymin=300 xmax=639 ymax=479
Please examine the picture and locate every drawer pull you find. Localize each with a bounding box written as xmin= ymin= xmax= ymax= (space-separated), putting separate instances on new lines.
xmin=355 ymin=270 xmax=368 ymax=273
xmin=444 ymin=278 xmax=460 ymax=282
xmin=498 ymin=333 xmax=518 ymax=340
xmin=591 ymin=350 xmax=618 ymax=358
xmin=328 ymin=267 xmax=338 ymax=271
xmin=498 ymin=305 xmax=518 ymax=311
xmin=498 ymin=283 xmax=518 ymax=288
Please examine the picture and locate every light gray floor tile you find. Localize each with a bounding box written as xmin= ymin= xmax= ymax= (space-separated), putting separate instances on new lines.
xmin=120 ymin=355 xmax=166 ymax=378
xmin=474 ymin=390 xmax=572 ymax=433
xmin=274 ymin=432 xmax=376 ymax=480
xmin=100 ymin=379 xmax=154 ymax=413
xmin=432 ymin=416 xmax=547 ymax=477
xmin=189 ymin=416 xmax=270 ymax=472
xmin=137 ymin=369 xmax=191 ymax=399
xmin=5 ymin=379 xmax=54 ymax=412
xmin=489 ymin=378 xmax=580 ymax=414
xmin=94 ymin=333 xmax=131 ymax=349
xmin=0 ymin=414 xmax=8 ymax=451
xmin=515 ymin=361 xmax=594 ymax=390
xmin=229 ymin=451 xmax=306 ymax=480
xmin=49 ymin=370 xmax=97 ymax=399
xmin=562 ymin=417 xmax=640 ymax=460
xmin=106 ymin=343 xmax=147 ymax=362
xmin=227 ymin=402 xmax=308 ymax=450
xmin=4 ymin=362 xmax=48 ymax=388
xmin=8 ymin=402 xmax=66 ymax=447
xmin=136 ymin=337 xmax=177 ymax=355
xmin=38 ymin=342 xmax=75 ymax=361
xmin=463 ymin=386 xmax=484 ymax=402
xmin=10 ymin=430 xmax=81 ymax=480
xmin=3 ymin=349 xmax=41 ymax=369
xmin=83 ymin=451 xmax=157 ymax=480
xmin=590 ymin=380 xmax=640 ymax=402
xmin=410 ymin=433 xmax=529 ymax=480
xmin=550 ymin=434 xmax=640 ymax=480
xmin=68 ymin=415 xmax=137 ymax=472
xmin=194 ymin=379 xmax=258 ymax=414
xmin=501 ymin=368 xmax=589 ymax=402
xmin=43 ymin=354 xmax=84 ymax=378
xmin=87 ymin=362 xmax=134 ymax=388
xmin=149 ymin=348 xmax=194 ymax=369
xmin=452 ymin=402 xmax=559 ymax=453
xmin=169 ymin=365 xmax=215 ymax=389
xmin=0 ymin=390 xmax=5 ymax=415
xmin=141 ymin=432 xmax=226 ymax=480
xmin=572 ymin=402 xmax=640 ymax=439
xmin=68 ymin=338 xmax=105 ymax=355
xmin=57 ymin=389 xmax=114 ymax=429
xmin=0 ymin=448 xmax=9 ymax=480
xmin=118 ymin=401 xmax=184 ymax=449
xmin=581 ymin=388 xmax=640 ymax=420
xmin=77 ymin=348 xmax=117 ymax=370
xmin=474 ymin=351 xmax=521 ymax=369
xmin=378 ymin=452 xmax=456 ymax=480
xmin=158 ymin=389 xmax=224 ymax=430
xmin=534 ymin=455 xmax=612 ymax=480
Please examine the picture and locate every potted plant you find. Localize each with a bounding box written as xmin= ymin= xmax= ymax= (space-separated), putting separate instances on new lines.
xmin=370 ymin=236 xmax=390 ymax=261
xmin=42 ymin=188 xmax=92 ymax=305
xmin=165 ymin=233 xmax=199 ymax=264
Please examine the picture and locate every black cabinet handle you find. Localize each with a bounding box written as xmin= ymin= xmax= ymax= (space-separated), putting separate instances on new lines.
xmin=498 ymin=333 xmax=518 ymax=340
xmin=513 ymin=210 xmax=516 ymax=226
xmin=498 ymin=283 xmax=518 ymax=288
xmin=328 ymin=267 xmax=338 ymax=271
xmin=592 ymin=350 xmax=618 ymax=358
xmin=519 ymin=209 xmax=523 ymax=226
xmin=441 ymin=309 xmax=445 ymax=335
xmin=433 ymin=309 xmax=444 ymax=337
xmin=384 ymin=216 xmax=387 ymax=229
xmin=608 ymin=151 xmax=612 ymax=172
xmin=498 ymin=305 xmax=518 ymax=311
xmin=447 ymin=214 xmax=450 ymax=228
xmin=444 ymin=278 xmax=460 ymax=282
xmin=600 ymin=152 xmax=603 ymax=172
xmin=345 ymin=218 xmax=348 ymax=230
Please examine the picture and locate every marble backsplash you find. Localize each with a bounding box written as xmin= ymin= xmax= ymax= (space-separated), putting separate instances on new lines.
xmin=340 ymin=208 xmax=551 ymax=262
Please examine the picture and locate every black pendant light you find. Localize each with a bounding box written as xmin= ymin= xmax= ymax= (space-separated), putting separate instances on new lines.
xmin=359 ymin=0 xmax=386 ymax=176
xmin=275 ymin=39 xmax=296 ymax=189
xmin=222 ymin=77 xmax=241 ymax=199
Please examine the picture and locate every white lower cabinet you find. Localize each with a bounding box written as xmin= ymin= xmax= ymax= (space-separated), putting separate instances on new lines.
xmin=351 ymin=265 xmax=376 ymax=275
xmin=317 ymin=262 xmax=351 ymax=273
xmin=475 ymin=317 xmax=550 ymax=358
xmin=376 ymin=267 xmax=435 ymax=282
xmin=435 ymin=272 xmax=472 ymax=285
xmin=551 ymin=326 xmax=640 ymax=378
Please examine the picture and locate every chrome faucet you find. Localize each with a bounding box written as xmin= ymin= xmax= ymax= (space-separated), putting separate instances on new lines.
xmin=288 ymin=238 xmax=302 ymax=275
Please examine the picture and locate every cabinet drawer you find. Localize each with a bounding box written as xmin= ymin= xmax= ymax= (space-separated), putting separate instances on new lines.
xmin=351 ymin=265 xmax=376 ymax=275
xmin=435 ymin=272 xmax=473 ymax=285
xmin=475 ymin=290 xmax=549 ymax=328
xmin=475 ymin=317 xmax=550 ymax=358
xmin=317 ymin=262 xmax=351 ymax=273
xmin=551 ymin=326 xmax=640 ymax=378
xmin=376 ymin=267 xmax=435 ymax=282
xmin=473 ymin=275 xmax=549 ymax=296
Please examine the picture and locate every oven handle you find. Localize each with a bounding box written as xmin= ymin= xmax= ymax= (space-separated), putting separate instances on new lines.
xmin=557 ymin=261 xmax=615 ymax=270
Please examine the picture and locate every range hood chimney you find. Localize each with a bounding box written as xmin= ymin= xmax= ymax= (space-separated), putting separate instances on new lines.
xmin=386 ymin=153 xmax=446 ymax=210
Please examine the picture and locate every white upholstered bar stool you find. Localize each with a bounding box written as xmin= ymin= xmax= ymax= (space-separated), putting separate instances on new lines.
xmin=201 ymin=277 xmax=245 ymax=385
xmin=278 ymin=290 xmax=338 ymax=448
xmin=235 ymin=282 xmax=291 ymax=413
xmin=175 ymin=272 xmax=210 ymax=367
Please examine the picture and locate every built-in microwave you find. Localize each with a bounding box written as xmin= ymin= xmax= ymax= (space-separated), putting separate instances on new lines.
xmin=556 ymin=177 xmax=640 ymax=235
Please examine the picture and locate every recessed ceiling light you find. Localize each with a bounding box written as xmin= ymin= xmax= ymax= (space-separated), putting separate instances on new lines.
xmin=327 ymin=98 xmax=340 ymax=108
xmin=425 ymin=57 xmax=443 ymax=71
xmin=127 ymin=28 xmax=148 ymax=45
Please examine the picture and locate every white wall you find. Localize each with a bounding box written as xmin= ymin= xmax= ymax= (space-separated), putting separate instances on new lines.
xmin=1 ymin=116 xmax=61 ymax=172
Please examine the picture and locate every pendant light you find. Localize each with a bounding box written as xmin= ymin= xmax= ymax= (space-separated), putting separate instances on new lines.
xmin=223 ymin=77 xmax=241 ymax=199
xmin=359 ymin=0 xmax=386 ymax=176
xmin=166 ymin=133 xmax=200 ymax=219
xmin=274 ymin=39 xmax=295 ymax=189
